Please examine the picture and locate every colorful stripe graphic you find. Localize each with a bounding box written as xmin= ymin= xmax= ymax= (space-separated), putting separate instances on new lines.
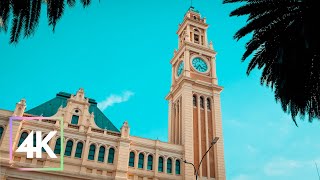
xmin=9 ymin=116 xmax=64 ymax=171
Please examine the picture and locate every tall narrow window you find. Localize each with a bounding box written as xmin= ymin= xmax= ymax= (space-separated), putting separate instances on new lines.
xmin=193 ymin=95 xmax=197 ymax=107
xmin=98 ymin=146 xmax=105 ymax=162
xmin=54 ymin=138 xmax=61 ymax=154
xmin=158 ymin=157 xmax=164 ymax=172
xmin=167 ymin=158 xmax=172 ymax=174
xmin=75 ymin=142 xmax=83 ymax=158
xmin=138 ymin=153 xmax=144 ymax=169
xmin=65 ymin=140 xmax=73 ymax=156
xmin=129 ymin=152 xmax=135 ymax=167
xmin=71 ymin=115 xmax=79 ymax=125
xmin=194 ymin=34 xmax=199 ymax=43
xmin=108 ymin=148 xmax=115 ymax=164
xmin=18 ymin=132 xmax=28 ymax=146
xmin=207 ymin=98 xmax=211 ymax=110
xmin=175 ymin=160 xmax=181 ymax=175
xmin=147 ymin=155 xmax=153 ymax=170
xmin=0 ymin=127 xmax=3 ymax=140
xmin=200 ymin=97 xmax=204 ymax=108
xmin=88 ymin=144 xmax=96 ymax=160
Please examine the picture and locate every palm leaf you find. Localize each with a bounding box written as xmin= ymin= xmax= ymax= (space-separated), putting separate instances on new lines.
xmin=81 ymin=0 xmax=91 ymax=7
xmin=47 ymin=0 xmax=65 ymax=31
xmin=0 ymin=0 xmax=11 ymax=32
xmin=25 ymin=0 xmax=41 ymax=37
xmin=67 ymin=0 xmax=76 ymax=7
xmin=10 ymin=12 xmax=24 ymax=43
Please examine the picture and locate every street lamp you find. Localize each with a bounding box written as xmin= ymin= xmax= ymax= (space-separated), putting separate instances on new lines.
xmin=183 ymin=137 xmax=219 ymax=180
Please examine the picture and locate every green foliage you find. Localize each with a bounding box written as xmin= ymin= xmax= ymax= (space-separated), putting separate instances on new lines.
xmin=224 ymin=0 xmax=320 ymax=125
xmin=0 ymin=0 xmax=92 ymax=44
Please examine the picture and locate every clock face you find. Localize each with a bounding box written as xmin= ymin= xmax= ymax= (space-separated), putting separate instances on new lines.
xmin=192 ymin=57 xmax=208 ymax=73
xmin=177 ymin=61 xmax=184 ymax=77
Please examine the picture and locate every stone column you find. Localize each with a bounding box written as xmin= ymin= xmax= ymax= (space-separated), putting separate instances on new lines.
xmin=184 ymin=50 xmax=191 ymax=77
xmin=204 ymin=29 xmax=208 ymax=47
xmin=134 ymin=151 xmax=139 ymax=169
xmin=212 ymin=92 xmax=226 ymax=180
xmin=154 ymin=141 xmax=159 ymax=177
xmin=181 ymin=83 xmax=195 ymax=179
xmin=197 ymin=96 xmax=202 ymax=177
xmin=80 ymin=135 xmax=91 ymax=174
xmin=0 ymin=120 xmax=22 ymax=161
xmin=143 ymin=153 xmax=148 ymax=171
xmin=211 ymin=57 xmax=218 ymax=85
xmin=115 ymin=139 xmax=130 ymax=180
xmin=204 ymin=97 xmax=210 ymax=178
xmin=168 ymin=100 xmax=172 ymax=143
xmin=94 ymin=145 xmax=99 ymax=162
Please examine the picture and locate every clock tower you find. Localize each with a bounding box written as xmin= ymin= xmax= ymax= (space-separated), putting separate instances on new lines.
xmin=166 ymin=7 xmax=226 ymax=180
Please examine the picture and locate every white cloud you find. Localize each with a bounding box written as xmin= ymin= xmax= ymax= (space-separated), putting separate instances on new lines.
xmin=98 ymin=91 xmax=134 ymax=111
xmin=264 ymin=157 xmax=302 ymax=176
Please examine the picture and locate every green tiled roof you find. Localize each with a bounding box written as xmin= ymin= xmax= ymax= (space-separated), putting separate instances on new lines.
xmin=26 ymin=92 xmax=119 ymax=132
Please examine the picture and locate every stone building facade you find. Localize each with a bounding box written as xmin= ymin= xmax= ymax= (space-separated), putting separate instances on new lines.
xmin=0 ymin=7 xmax=225 ymax=180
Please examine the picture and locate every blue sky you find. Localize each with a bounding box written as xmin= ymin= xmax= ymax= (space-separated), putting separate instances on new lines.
xmin=1 ymin=0 xmax=320 ymax=179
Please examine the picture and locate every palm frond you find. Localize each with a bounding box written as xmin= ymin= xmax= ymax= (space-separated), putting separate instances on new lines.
xmin=10 ymin=12 xmax=24 ymax=43
xmin=67 ymin=0 xmax=76 ymax=7
xmin=23 ymin=0 xmax=31 ymax=38
xmin=227 ymin=0 xmax=320 ymax=123
xmin=0 ymin=0 xmax=11 ymax=32
xmin=47 ymin=0 xmax=65 ymax=31
xmin=81 ymin=0 xmax=91 ymax=7
xmin=25 ymin=0 xmax=41 ymax=37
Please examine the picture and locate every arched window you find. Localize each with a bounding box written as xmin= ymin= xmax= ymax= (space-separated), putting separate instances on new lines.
xmin=147 ymin=155 xmax=153 ymax=170
xmin=107 ymin=148 xmax=115 ymax=164
xmin=207 ymin=98 xmax=211 ymax=110
xmin=193 ymin=95 xmax=197 ymax=107
xmin=88 ymin=144 xmax=96 ymax=160
xmin=128 ymin=152 xmax=135 ymax=167
xmin=138 ymin=153 xmax=144 ymax=169
xmin=98 ymin=146 xmax=105 ymax=162
xmin=65 ymin=140 xmax=73 ymax=156
xmin=54 ymin=138 xmax=61 ymax=154
xmin=200 ymin=97 xmax=204 ymax=108
xmin=194 ymin=29 xmax=200 ymax=43
xmin=158 ymin=157 xmax=164 ymax=172
xmin=175 ymin=160 xmax=181 ymax=175
xmin=75 ymin=142 xmax=83 ymax=158
xmin=18 ymin=132 xmax=28 ymax=146
xmin=0 ymin=127 xmax=4 ymax=140
xmin=194 ymin=35 xmax=199 ymax=43
xmin=71 ymin=115 xmax=79 ymax=125
xmin=167 ymin=158 xmax=172 ymax=174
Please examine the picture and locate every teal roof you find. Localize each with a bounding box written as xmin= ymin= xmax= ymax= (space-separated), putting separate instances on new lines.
xmin=26 ymin=92 xmax=119 ymax=132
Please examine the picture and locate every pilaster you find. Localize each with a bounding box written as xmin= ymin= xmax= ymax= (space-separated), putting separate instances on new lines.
xmin=212 ymin=93 xmax=225 ymax=180
xmin=181 ymin=82 xmax=195 ymax=179
xmin=115 ymin=139 xmax=130 ymax=180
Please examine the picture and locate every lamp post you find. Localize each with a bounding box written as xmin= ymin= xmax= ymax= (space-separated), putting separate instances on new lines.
xmin=183 ymin=137 xmax=219 ymax=180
